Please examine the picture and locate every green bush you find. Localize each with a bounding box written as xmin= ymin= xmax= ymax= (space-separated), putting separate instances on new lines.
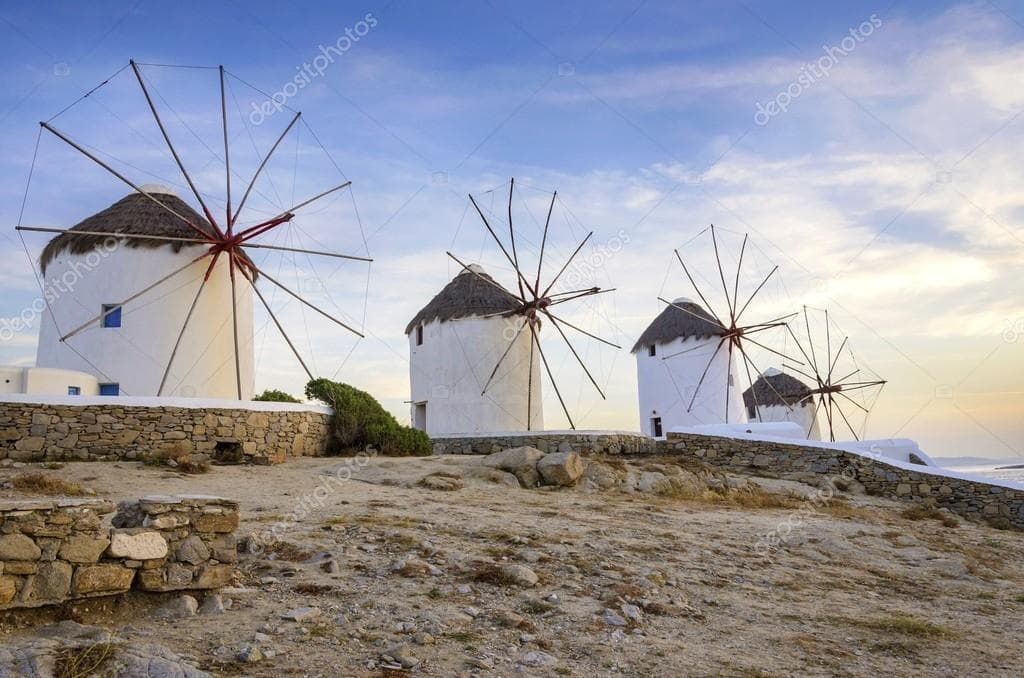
xmin=304 ymin=378 xmax=431 ymax=456
xmin=253 ymin=389 xmax=302 ymax=403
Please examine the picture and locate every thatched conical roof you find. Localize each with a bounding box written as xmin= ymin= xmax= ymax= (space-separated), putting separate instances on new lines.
xmin=630 ymin=298 xmax=723 ymax=353
xmin=743 ymin=368 xmax=813 ymax=408
xmin=40 ymin=186 xmax=217 ymax=275
xmin=405 ymin=265 xmax=520 ymax=334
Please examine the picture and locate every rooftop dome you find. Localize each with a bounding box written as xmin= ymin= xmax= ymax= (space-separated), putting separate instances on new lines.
xmin=40 ymin=188 xmax=216 ymax=274
xmin=743 ymin=370 xmax=814 ymax=408
xmin=405 ymin=264 xmax=520 ymax=334
xmin=630 ymin=298 xmax=723 ymax=353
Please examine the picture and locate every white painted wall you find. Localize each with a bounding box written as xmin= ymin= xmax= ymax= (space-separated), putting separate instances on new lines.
xmin=35 ymin=244 xmax=254 ymax=399
xmin=0 ymin=366 xmax=99 ymax=396
xmin=408 ymin=316 xmax=543 ymax=436
xmin=636 ymin=335 xmax=746 ymax=436
xmin=746 ymin=402 xmax=821 ymax=440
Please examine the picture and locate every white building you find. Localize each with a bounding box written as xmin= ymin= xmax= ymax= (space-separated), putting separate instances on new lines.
xmin=633 ymin=297 xmax=744 ymax=437
xmin=34 ymin=185 xmax=255 ymax=399
xmin=406 ymin=264 xmax=542 ymax=436
xmin=743 ymin=368 xmax=821 ymax=440
xmin=0 ymin=366 xmax=99 ymax=396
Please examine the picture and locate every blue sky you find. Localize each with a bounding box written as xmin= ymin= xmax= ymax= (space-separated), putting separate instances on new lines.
xmin=1 ymin=0 xmax=1022 ymax=459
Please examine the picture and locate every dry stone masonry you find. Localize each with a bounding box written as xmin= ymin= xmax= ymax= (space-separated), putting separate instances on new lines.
xmin=0 ymin=494 xmax=239 ymax=610
xmin=432 ymin=431 xmax=658 ymax=456
xmin=0 ymin=401 xmax=330 ymax=464
xmin=662 ymin=432 xmax=1024 ymax=529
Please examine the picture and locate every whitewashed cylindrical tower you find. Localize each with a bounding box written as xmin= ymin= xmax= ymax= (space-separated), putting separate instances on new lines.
xmin=35 ymin=186 xmax=254 ymax=399
xmin=406 ymin=264 xmax=543 ymax=436
xmin=743 ymin=368 xmax=821 ymax=440
xmin=633 ymin=297 xmax=745 ymax=437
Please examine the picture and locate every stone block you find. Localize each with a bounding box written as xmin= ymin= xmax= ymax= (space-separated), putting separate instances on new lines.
xmin=195 ymin=512 xmax=239 ymax=534
xmin=108 ymin=529 xmax=168 ymax=560
xmin=58 ymin=535 xmax=111 ymax=563
xmin=175 ymin=535 xmax=211 ymax=565
xmin=192 ymin=564 xmax=234 ymax=589
xmin=0 ymin=533 xmax=41 ymax=560
xmin=20 ymin=561 xmax=72 ymax=603
xmin=73 ymin=564 xmax=135 ymax=595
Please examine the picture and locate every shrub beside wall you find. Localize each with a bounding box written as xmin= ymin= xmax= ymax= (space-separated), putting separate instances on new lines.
xmin=305 ymin=378 xmax=431 ymax=456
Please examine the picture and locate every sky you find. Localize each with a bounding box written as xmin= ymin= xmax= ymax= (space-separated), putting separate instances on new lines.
xmin=0 ymin=0 xmax=1022 ymax=460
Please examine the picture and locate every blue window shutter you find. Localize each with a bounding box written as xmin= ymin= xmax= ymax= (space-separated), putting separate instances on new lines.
xmin=102 ymin=304 xmax=122 ymax=328
xmin=67 ymin=386 xmax=80 ymax=396
xmin=99 ymin=383 xmax=119 ymax=396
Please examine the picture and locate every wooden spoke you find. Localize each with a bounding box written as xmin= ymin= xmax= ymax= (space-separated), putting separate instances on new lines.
xmin=158 ymin=252 xmax=221 ymax=395
xmin=545 ymin=313 xmax=606 ymax=399
xmin=17 ymin=226 xmax=209 ymax=247
xmin=446 ymin=251 xmax=523 ymax=303
xmin=530 ymin=321 xmax=575 ymax=429
xmin=540 ymin=231 xmax=593 ymax=299
xmin=656 ymin=296 xmax=726 ymax=334
xmin=60 ymin=252 xmax=210 ymax=341
xmin=481 ymin=317 xmax=529 ymax=396
xmin=543 ymin=310 xmax=621 ymax=349
xmin=535 ymin=191 xmax=556 ymax=294
xmin=130 ymin=60 xmax=221 ymax=235
xmin=251 ymin=264 xmax=364 ymax=338
xmin=734 ymin=264 xmax=778 ymax=323
xmin=468 ymin=192 xmax=536 ymax=298
xmin=673 ymin=250 xmax=727 ymax=329
xmin=710 ymin=225 xmax=735 ymax=324
xmin=40 ymin=122 xmax=216 ymax=241
xmin=219 ymin=65 xmax=232 ymax=227
xmin=686 ymin=337 xmax=726 ymax=413
xmin=232 ymin=111 xmax=302 ymax=228
xmin=507 ymin=178 xmax=527 ymax=300
xmin=237 ymin=264 xmax=313 ymax=381
xmin=239 ymin=241 xmax=372 ymax=262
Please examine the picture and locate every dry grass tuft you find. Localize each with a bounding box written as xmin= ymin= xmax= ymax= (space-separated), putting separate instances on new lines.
xmin=264 ymin=540 xmax=314 ymax=562
xmin=54 ymin=640 xmax=118 ymax=678
xmin=901 ymin=504 xmax=959 ymax=528
xmin=10 ymin=472 xmax=87 ymax=496
xmin=662 ymin=484 xmax=804 ymax=510
xmin=827 ymin=613 xmax=957 ymax=638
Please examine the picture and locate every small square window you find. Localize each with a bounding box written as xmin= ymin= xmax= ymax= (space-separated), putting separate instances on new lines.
xmin=648 ymin=344 xmax=656 ymax=357
xmin=67 ymin=386 xmax=81 ymax=396
xmin=99 ymin=383 xmax=119 ymax=396
xmin=415 ymin=325 xmax=424 ymax=346
xmin=101 ymin=304 xmax=122 ymax=328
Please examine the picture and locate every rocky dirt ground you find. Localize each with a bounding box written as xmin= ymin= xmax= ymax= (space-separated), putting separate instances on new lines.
xmin=1 ymin=453 xmax=1023 ymax=677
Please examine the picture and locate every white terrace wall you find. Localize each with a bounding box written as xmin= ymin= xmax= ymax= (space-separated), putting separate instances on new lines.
xmin=0 ymin=395 xmax=331 ymax=464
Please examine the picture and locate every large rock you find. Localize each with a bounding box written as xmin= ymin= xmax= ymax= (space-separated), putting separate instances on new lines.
xmin=20 ymin=561 xmax=72 ymax=603
xmin=537 ymin=451 xmax=584 ymax=487
xmin=176 ymin=535 xmax=211 ymax=565
xmin=58 ymin=535 xmax=111 ymax=563
xmin=109 ymin=529 xmax=168 ymax=560
xmin=72 ymin=564 xmax=134 ymax=595
xmin=481 ymin=446 xmax=544 ymax=488
xmin=462 ymin=467 xmax=522 ymax=489
xmin=0 ymin=533 xmax=41 ymax=561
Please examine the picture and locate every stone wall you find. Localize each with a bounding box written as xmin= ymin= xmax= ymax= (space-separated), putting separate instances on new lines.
xmin=431 ymin=431 xmax=659 ymax=456
xmin=662 ymin=432 xmax=1024 ymax=529
xmin=0 ymin=400 xmax=331 ymax=464
xmin=0 ymin=494 xmax=239 ymax=610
